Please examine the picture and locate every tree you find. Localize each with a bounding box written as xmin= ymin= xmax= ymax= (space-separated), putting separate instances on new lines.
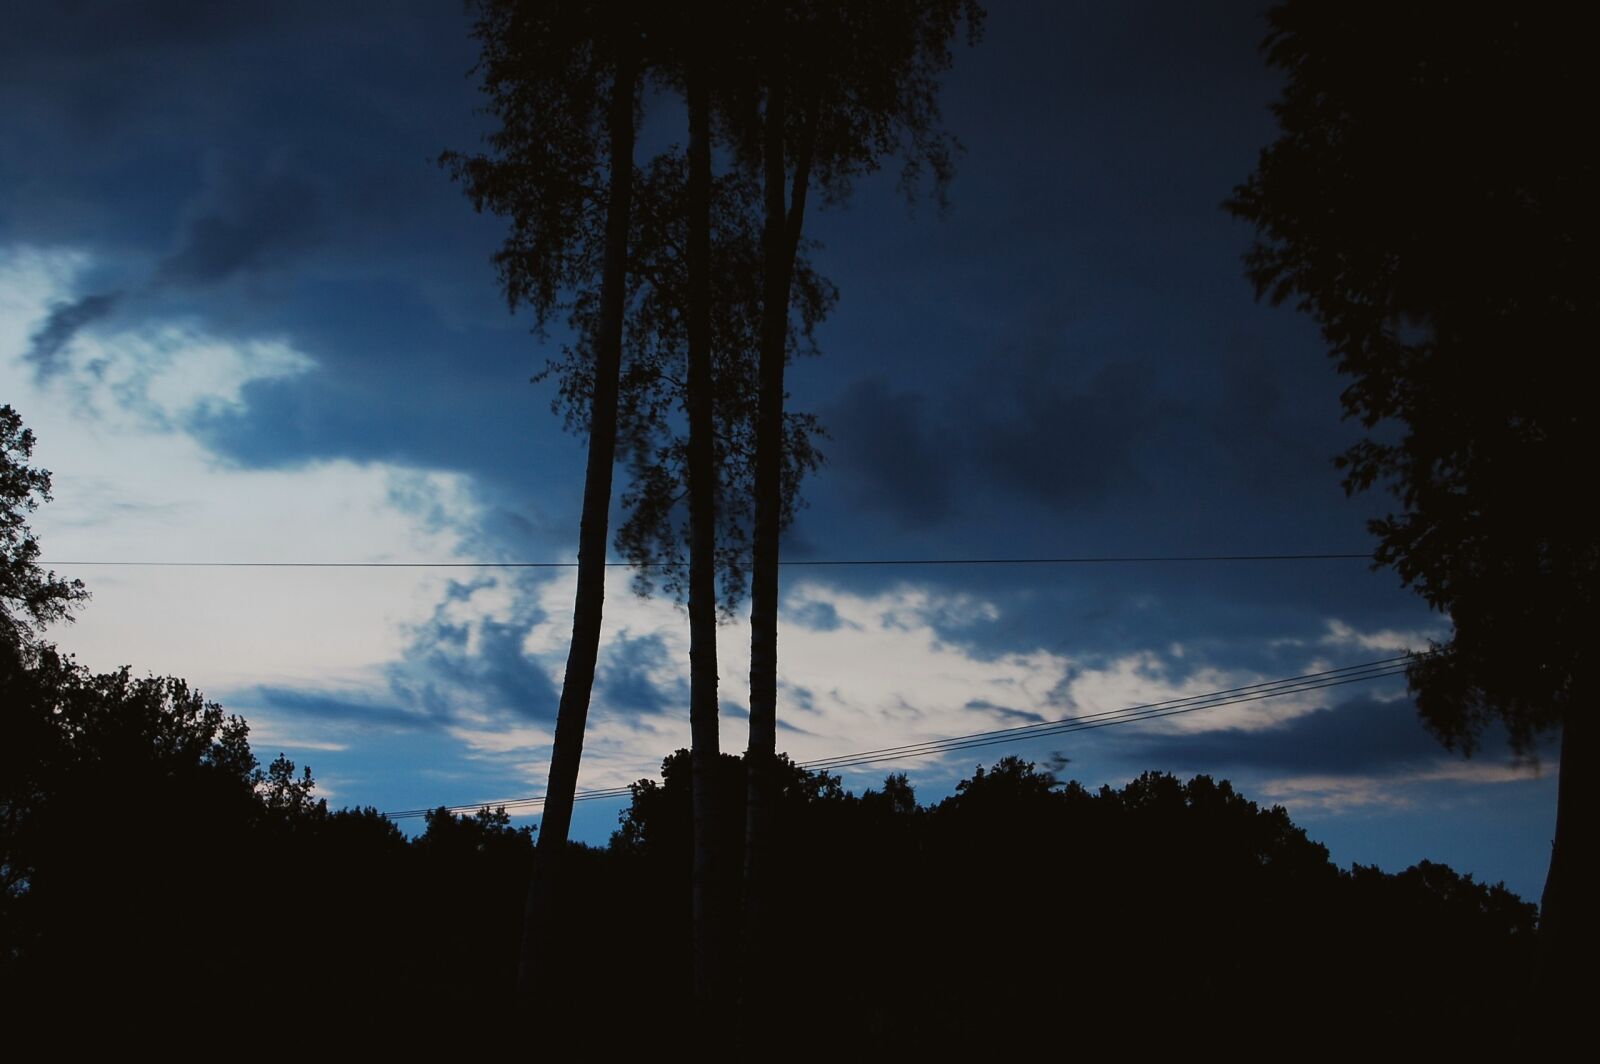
xmin=442 ymin=0 xmax=645 ymax=1001
xmin=605 ymin=160 xmax=829 ymax=623
xmin=0 ymin=424 xmax=263 ymax=982
xmin=0 ymin=406 xmax=339 ymax=998
xmin=1 ymin=404 xmax=87 ymax=651
xmin=2 ymin=402 xmax=91 ymax=932
xmin=733 ymin=0 xmax=985 ymax=995
xmin=1226 ymin=2 xmax=1596 ymax=982
xmin=522 ymin=88 xmax=830 ymax=1027
xmin=607 ymin=60 xmax=831 ymax=1016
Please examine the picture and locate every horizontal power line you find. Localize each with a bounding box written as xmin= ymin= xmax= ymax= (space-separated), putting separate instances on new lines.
xmin=381 ymin=654 xmax=1415 ymax=821
xmin=52 ymin=552 xmax=1371 ymax=569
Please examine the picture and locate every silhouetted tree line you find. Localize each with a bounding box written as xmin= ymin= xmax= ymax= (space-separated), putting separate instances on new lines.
xmin=611 ymin=751 xmax=1539 ymax=1049
xmin=3 ymin=674 xmax=1539 ymax=1046
xmin=0 ymin=416 xmax=1545 ymax=1041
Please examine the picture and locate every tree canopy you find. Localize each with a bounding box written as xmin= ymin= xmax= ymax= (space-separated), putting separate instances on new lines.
xmin=1227 ymin=4 xmax=1596 ymax=754
xmin=1228 ymin=3 xmax=1596 ymax=978
xmin=1 ymin=405 xmax=87 ymax=650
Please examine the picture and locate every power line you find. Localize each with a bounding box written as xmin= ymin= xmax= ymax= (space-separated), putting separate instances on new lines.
xmin=50 ymin=552 xmax=1372 ymax=570
xmin=381 ymin=654 xmax=1415 ymax=820
xmin=799 ymin=656 xmax=1409 ymax=773
xmin=384 ymin=657 xmax=1411 ymax=819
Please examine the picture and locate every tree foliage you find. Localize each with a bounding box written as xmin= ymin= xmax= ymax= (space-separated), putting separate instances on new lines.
xmin=1227 ymin=4 xmax=1597 ymax=753
xmin=0 ymin=406 xmax=315 ymax=996
xmin=0 ymin=405 xmax=86 ymax=648
xmin=440 ymin=0 xmax=626 ymax=327
xmin=716 ymin=0 xmax=986 ymax=209
xmin=534 ymin=155 xmax=833 ymax=616
xmin=606 ymin=750 xmax=1534 ymax=1048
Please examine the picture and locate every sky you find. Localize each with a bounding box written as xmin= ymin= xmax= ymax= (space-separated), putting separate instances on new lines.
xmin=1 ymin=1 xmax=1558 ymax=901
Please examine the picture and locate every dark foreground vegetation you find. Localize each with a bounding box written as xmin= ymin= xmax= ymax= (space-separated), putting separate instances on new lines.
xmin=0 ymin=405 xmax=1552 ymax=1048
xmin=3 ymin=658 xmax=1537 ymax=1047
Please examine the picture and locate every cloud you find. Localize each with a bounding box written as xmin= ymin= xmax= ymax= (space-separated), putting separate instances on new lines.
xmin=0 ymin=0 xmax=500 ymax=328
xmin=963 ymin=355 xmax=1157 ymax=509
xmin=825 ymin=375 xmax=954 ymax=526
xmin=385 ymin=575 xmax=561 ymax=727
xmin=821 ymin=355 xmax=1173 ymax=530
xmin=249 ymin=685 xmax=442 ymax=732
xmin=1115 ymin=692 xmax=1445 ymax=776
xmin=25 ymin=290 xmax=122 ymax=373
xmin=155 ymin=156 xmax=328 ymax=288
xmin=5 ymin=246 xmax=315 ymax=432
xmin=1317 ymin=619 xmax=1440 ymax=655
xmin=596 ymin=631 xmax=686 ymax=717
xmin=426 ymin=576 xmax=1421 ymax=796
xmin=2 ymin=244 xmax=487 ymax=696
xmin=16 ymin=158 xmax=328 ymax=384
xmin=787 ymin=597 xmax=849 ymax=633
xmin=0 ymin=251 xmax=1474 ymax=827
xmin=964 ymin=698 xmax=1047 ymax=725
xmin=1259 ymin=760 xmax=1546 ymax=814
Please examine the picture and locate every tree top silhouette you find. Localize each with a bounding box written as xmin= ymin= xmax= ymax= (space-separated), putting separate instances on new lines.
xmin=1227 ymin=3 xmax=1597 ymax=754
xmin=1 ymin=405 xmax=87 ymax=648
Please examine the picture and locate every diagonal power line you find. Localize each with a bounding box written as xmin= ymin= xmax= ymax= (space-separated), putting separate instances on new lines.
xmin=380 ymin=654 xmax=1416 ymax=821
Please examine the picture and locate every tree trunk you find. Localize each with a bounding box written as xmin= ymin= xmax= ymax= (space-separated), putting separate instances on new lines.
xmin=742 ymin=59 xmax=788 ymax=1006
xmin=743 ymin=52 xmax=816 ymax=1018
xmin=518 ymin=43 xmax=636 ymax=1004
xmin=1537 ymin=707 xmax=1589 ymax=1009
xmin=685 ymin=54 xmax=727 ymax=1017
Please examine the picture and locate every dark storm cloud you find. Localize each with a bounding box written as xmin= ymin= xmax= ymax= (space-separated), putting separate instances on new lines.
xmin=770 ymin=683 xmax=820 ymax=735
xmin=0 ymin=1 xmax=453 ymax=139
xmin=156 ymin=158 xmax=328 ymax=287
xmin=384 ymin=577 xmax=562 ymax=724
xmin=825 ymin=376 xmax=954 ymax=526
xmin=399 ymin=614 xmax=559 ymax=723
xmin=595 ymin=632 xmax=684 ymax=717
xmin=249 ymin=685 xmax=445 ymax=731
xmin=2 ymin=1 xmax=302 ymax=62
xmin=1112 ymin=693 xmax=1448 ymax=776
xmin=788 ymin=598 xmax=845 ymax=632
xmin=24 ymin=291 xmax=123 ymax=372
xmin=776 ymin=0 xmax=1371 ymax=629
xmin=0 ymin=0 xmax=494 ymax=304
xmin=3 ymin=0 xmax=568 ymax=533
xmin=962 ymin=355 xmax=1158 ymax=509
xmin=965 ymin=699 xmax=1047 ymax=726
xmin=19 ymin=157 xmax=328 ymax=375
xmin=821 ymin=353 xmax=1155 ymax=531
xmin=820 ymin=333 xmax=1356 ymax=538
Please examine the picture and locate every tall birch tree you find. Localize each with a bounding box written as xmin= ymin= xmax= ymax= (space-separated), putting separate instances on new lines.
xmin=441 ymin=0 xmax=644 ymax=1002
xmin=736 ymin=0 xmax=986 ymax=1007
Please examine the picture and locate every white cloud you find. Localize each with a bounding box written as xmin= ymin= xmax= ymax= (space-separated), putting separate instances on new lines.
xmin=423 ymin=573 xmax=1401 ymax=798
xmin=244 ymin=723 xmax=350 ymax=754
xmin=1259 ymin=759 xmax=1546 ymax=814
xmin=2 ymin=244 xmax=485 ymax=728
xmin=1271 ymin=617 xmax=1446 ymax=655
xmin=73 ymin=321 xmax=312 ymax=428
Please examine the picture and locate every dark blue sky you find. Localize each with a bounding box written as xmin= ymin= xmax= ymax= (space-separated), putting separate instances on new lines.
xmin=0 ymin=0 xmax=1558 ymax=900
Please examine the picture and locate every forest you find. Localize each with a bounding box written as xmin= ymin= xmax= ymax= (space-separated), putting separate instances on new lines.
xmin=0 ymin=614 xmax=1540 ymax=1046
